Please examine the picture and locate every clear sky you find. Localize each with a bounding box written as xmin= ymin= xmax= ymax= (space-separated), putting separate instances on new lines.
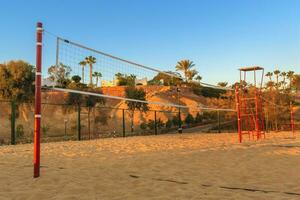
xmin=0 ymin=0 xmax=299 ymax=84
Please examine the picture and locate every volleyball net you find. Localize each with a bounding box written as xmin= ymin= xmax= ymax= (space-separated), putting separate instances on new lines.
xmin=38 ymin=31 xmax=238 ymax=137
xmin=32 ymin=22 xmax=237 ymax=177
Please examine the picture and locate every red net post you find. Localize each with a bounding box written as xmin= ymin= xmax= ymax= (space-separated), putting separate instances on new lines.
xmin=255 ymin=88 xmax=260 ymax=139
xmin=235 ymin=84 xmax=242 ymax=143
xmin=290 ymin=102 xmax=295 ymax=135
xmin=34 ymin=22 xmax=43 ymax=178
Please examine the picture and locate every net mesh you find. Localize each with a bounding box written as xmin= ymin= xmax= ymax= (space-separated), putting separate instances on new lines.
xmin=55 ymin=38 xmax=173 ymax=89
xmin=29 ymin=33 xmax=238 ymax=142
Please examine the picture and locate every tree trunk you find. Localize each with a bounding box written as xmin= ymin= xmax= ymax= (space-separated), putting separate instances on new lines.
xmin=89 ymin=64 xmax=93 ymax=85
xmin=82 ymin=67 xmax=84 ymax=83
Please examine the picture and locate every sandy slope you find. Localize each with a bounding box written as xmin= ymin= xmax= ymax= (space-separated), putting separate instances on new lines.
xmin=0 ymin=132 xmax=300 ymax=200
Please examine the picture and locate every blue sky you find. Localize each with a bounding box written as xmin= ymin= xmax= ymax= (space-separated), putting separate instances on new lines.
xmin=0 ymin=0 xmax=299 ymax=84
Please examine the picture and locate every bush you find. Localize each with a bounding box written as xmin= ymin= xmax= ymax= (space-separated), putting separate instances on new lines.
xmin=203 ymin=111 xmax=218 ymax=122
xmin=16 ymin=124 xmax=24 ymax=138
xmin=42 ymin=125 xmax=50 ymax=136
xmin=172 ymin=114 xmax=181 ymax=126
xmin=165 ymin=119 xmax=172 ymax=129
xmin=185 ymin=113 xmax=194 ymax=125
xmin=195 ymin=112 xmax=203 ymax=123
xmin=157 ymin=119 xmax=165 ymax=129
xmin=140 ymin=122 xmax=147 ymax=130
xmin=147 ymin=120 xmax=155 ymax=130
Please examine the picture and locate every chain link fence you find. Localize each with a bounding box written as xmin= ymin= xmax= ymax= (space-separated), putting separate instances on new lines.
xmin=0 ymin=100 xmax=238 ymax=145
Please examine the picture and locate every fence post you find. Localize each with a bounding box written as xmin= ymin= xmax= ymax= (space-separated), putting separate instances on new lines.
xmin=77 ymin=104 xmax=81 ymax=141
xmin=122 ymin=109 xmax=126 ymax=137
xmin=11 ymin=100 xmax=16 ymax=145
xmin=218 ymin=110 xmax=221 ymax=133
xmin=178 ymin=109 xmax=182 ymax=133
xmin=154 ymin=111 xmax=157 ymax=135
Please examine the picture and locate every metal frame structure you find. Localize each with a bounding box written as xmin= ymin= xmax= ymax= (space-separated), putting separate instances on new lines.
xmin=235 ymin=66 xmax=265 ymax=143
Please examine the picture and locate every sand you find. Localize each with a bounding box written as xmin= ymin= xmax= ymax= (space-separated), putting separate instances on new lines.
xmin=0 ymin=131 xmax=300 ymax=200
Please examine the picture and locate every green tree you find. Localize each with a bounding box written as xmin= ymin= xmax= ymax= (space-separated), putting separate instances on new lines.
xmin=175 ymin=60 xmax=196 ymax=82
xmin=115 ymin=73 xmax=136 ymax=86
xmin=287 ymin=71 xmax=295 ymax=89
xmin=265 ymin=72 xmax=273 ymax=81
xmin=66 ymin=83 xmax=105 ymax=139
xmin=195 ymin=75 xmax=202 ymax=82
xmin=280 ymin=71 xmax=287 ymax=89
xmin=217 ymin=82 xmax=228 ymax=87
xmin=72 ymin=75 xmax=81 ymax=83
xmin=0 ymin=60 xmax=35 ymax=102
xmin=48 ymin=62 xmax=72 ymax=88
xmin=172 ymin=113 xmax=180 ymax=126
xmin=148 ymin=71 xmax=182 ymax=86
xmin=85 ymin=56 xmax=96 ymax=85
xmin=165 ymin=119 xmax=172 ymax=129
xmin=125 ymin=87 xmax=149 ymax=133
xmin=186 ymin=69 xmax=198 ymax=82
xmin=92 ymin=72 xmax=102 ymax=87
xmin=195 ymin=112 xmax=203 ymax=123
xmin=185 ymin=113 xmax=194 ymax=126
xmin=79 ymin=61 xmax=87 ymax=83
xmin=273 ymin=69 xmax=281 ymax=89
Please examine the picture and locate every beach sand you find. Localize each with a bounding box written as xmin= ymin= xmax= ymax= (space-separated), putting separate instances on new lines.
xmin=0 ymin=132 xmax=300 ymax=200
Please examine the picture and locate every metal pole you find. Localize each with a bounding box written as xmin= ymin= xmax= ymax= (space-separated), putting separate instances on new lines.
xmin=217 ymin=110 xmax=221 ymax=133
xmin=154 ymin=111 xmax=157 ymax=135
xmin=177 ymin=87 xmax=182 ymax=133
xmin=64 ymin=120 xmax=67 ymax=137
xmin=11 ymin=100 xmax=16 ymax=145
xmin=235 ymin=84 xmax=242 ymax=143
xmin=77 ymin=104 xmax=81 ymax=141
xmin=290 ymin=102 xmax=295 ymax=135
xmin=255 ymin=89 xmax=260 ymax=139
xmin=34 ymin=22 xmax=43 ymax=178
xmin=265 ymin=110 xmax=269 ymax=133
xmin=122 ymin=109 xmax=125 ymax=137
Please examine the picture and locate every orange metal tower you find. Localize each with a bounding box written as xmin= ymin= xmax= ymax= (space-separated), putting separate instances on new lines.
xmin=235 ymin=66 xmax=265 ymax=143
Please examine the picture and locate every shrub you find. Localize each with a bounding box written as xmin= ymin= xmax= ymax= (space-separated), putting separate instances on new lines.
xmin=16 ymin=124 xmax=24 ymax=138
xmin=185 ymin=113 xmax=194 ymax=125
xmin=165 ymin=119 xmax=172 ymax=129
xmin=157 ymin=119 xmax=165 ymax=129
xmin=147 ymin=120 xmax=155 ymax=130
xmin=172 ymin=114 xmax=180 ymax=126
xmin=42 ymin=125 xmax=50 ymax=136
xmin=195 ymin=112 xmax=203 ymax=123
xmin=140 ymin=122 xmax=147 ymax=130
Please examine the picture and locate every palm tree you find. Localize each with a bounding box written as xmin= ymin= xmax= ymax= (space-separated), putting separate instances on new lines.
xmin=186 ymin=69 xmax=198 ymax=81
xmin=280 ymin=71 xmax=287 ymax=89
xmin=79 ymin=61 xmax=87 ymax=83
xmin=85 ymin=56 xmax=96 ymax=85
xmin=175 ymin=60 xmax=195 ymax=82
xmin=195 ymin=75 xmax=202 ymax=82
xmin=217 ymin=82 xmax=228 ymax=87
xmin=287 ymin=70 xmax=295 ymax=89
xmin=265 ymin=72 xmax=273 ymax=81
xmin=92 ymin=72 xmax=102 ymax=87
xmin=273 ymin=70 xmax=281 ymax=89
